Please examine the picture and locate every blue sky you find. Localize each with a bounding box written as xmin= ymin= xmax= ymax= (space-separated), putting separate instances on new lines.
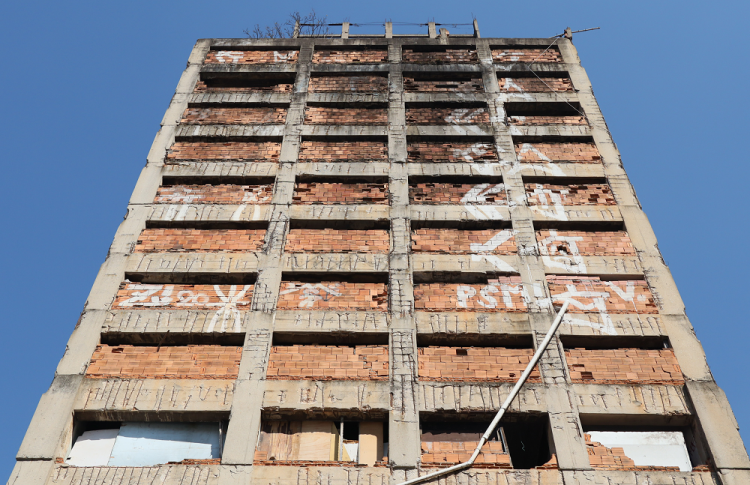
xmin=1 ymin=0 xmax=748 ymax=479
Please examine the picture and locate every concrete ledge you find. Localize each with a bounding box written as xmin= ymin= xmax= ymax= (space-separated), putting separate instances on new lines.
xmin=103 ymin=309 xmax=252 ymax=335
xmin=310 ymin=64 xmax=390 ymax=74
xmin=509 ymin=124 xmax=591 ymax=137
xmin=530 ymin=205 xmax=622 ymax=223
xmin=47 ymin=464 xmax=232 ymax=485
xmin=175 ymin=124 xmax=285 ymax=139
xmin=262 ymin=379 xmax=390 ymax=412
xmin=301 ymin=125 xmax=388 ymax=137
xmin=306 ymin=93 xmax=389 ymax=104
xmin=561 ymin=470 xmax=718 ymax=485
xmin=541 ymin=255 xmax=642 ymax=276
xmin=126 ymin=252 xmax=262 ymax=275
xmin=162 ymin=161 xmax=278 ymax=178
xmin=188 ymin=92 xmax=292 ymax=105
xmin=288 ymin=205 xmax=390 ymax=221
xmin=411 ymin=204 xmax=510 ymax=221
xmin=420 ymin=382 xmax=547 ymax=412
xmin=252 ymin=465 xmax=390 ymax=485
xmin=282 ymin=253 xmax=389 ymax=272
xmin=296 ymin=162 xmax=390 ymax=176
xmin=404 ymin=93 xmax=488 ymax=103
xmin=406 ymin=125 xmax=494 ymax=137
xmin=558 ymin=313 xmax=665 ymax=337
xmin=412 ymin=254 xmax=520 ymax=274
xmin=146 ymin=204 xmax=271 ymax=223
xmin=274 ymin=310 xmax=389 ymax=333
xmin=414 ymin=311 xmax=531 ymax=335
xmin=574 ymin=383 xmax=690 ymax=416
xmin=201 ymin=63 xmax=298 ymax=74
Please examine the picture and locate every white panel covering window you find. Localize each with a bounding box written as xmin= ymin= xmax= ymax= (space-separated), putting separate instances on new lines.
xmin=588 ymin=431 xmax=692 ymax=471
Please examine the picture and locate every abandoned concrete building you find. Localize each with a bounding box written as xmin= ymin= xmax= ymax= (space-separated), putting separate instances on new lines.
xmin=9 ymin=21 xmax=750 ymax=485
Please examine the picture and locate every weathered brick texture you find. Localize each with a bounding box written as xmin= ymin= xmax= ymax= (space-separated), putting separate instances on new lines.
xmin=536 ymin=230 xmax=635 ymax=256
xmin=406 ymin=107 xmax=490 ymax=125
xmin=566 ymin=348 xmax=683 ymax=384
xmin=498 ymin=77 xmax=574 ymax=93
xmin=508 ymin=115 xmax=587 ymax=126
xmin=421 ymin=441 xmax=510 ymax=466
xmin=86 ymin=345 xmax=241 ymax=379
xmin=547 ymin=276 xmax=658 ymax=314
xmin=293 ymin=183 xmax=389 ymax=204
xmin=414 ymin=277 xmax=527 ymax=312
xmin=308 ymin=75 xmax=388 ymax=93
xmin=408 ymin=142 xmax=498 ymax=163
xmin=585 ymin=434 xmax=679 ymax=471
xmin=267 ymin=345 xmax=389 ymax=380
xmin=525 ymin=184 xmax=616 ymax=206
xmin=404 ymin=77 xmax=484 ymax=93
xmin=154 ymin=184 xmax=273 ymax=204
xmin=193 ymin=80 xmax=293 ymax=94
xmin=312 ymin=49 xmax=388 ymax=64
xmin=298 ymin=140 xmax=388 ymax=161
xmin=411 ymin=229 xmax=516 ymax=254
xmin=113 ymin=283 xmax=253 ymax=310
xmin=418 ymin=347 xmax=539 ymax=382
xmin=286 ymin=229 xmax=389 ymax=253
xmin=516 ymin=142 xmax=601 ymax=162
xmin=402 ymin=49 xmax=477 ymax=64
xmin=304 ymin=106 xmax=388 ymax=125
xmin=181 ymin=107 xmax=287 ymax=125
xmin=167 ymin=142 xmax=281 ymax=162
xmin=135 ymin=229 xmax=266 ymax=253
xmin=409 ymin=183 xmax=507 ymax=204
xmin=205 ymin=50 xmax=298 ymax=64
xmin=492 ymin=48 xmax=562 ymax=63
xmin=277 ymin=282 xmax=388 ymax=311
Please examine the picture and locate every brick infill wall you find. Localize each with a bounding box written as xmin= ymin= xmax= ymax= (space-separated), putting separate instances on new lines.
xmin=293 ymin=183 xmax=389 ymax=204
xmin=205 ymin=50 xmax=298 ymax=64
xmin=409 ymin=183 xmax=507 ymax=204
xmin=421 ymin=441 xmax=511 ymax=467
xmin=414 ymin=277 xmax=527 ymax=312
xmin=406 ymin=107 xmax=490 ymax=125
xmin=402 ymin=49 xmax=477 ymax=64
xmin=547 ymin=276 xmax=658 ymax=314
xmin=167 ymin=142 xmax=281 ymax=162
xmin=404 ymin=77 xmax=484 ymax=93
xmin=516 ymin=142 xmax=601 ymax=163
xmin=308 ymin=76 xmax=388 ymax=93
xmin=85 ymin=345 xmax=241 ymax=379
xmin=508 ymin=115 xmax=587 ymax=126
xmin=267 ymin=345 xmax=388 ymax=380
xmin=194 ymin=80 xmax=293 ymax=94
xmin=154 ymin=184 xmax=273 ymax=204
xmin=304 ymin=106 xmax=388 ymax=125
xmin=286 ymin=229 xmax=389 ymax=253
xmin=135 ymin=229 xmax=266 ymax=253
xmin=412 ymin=229 xmax=516 ymax=254
xmin=566 ymin=348 xmax=683 ymax=384
xmin=498 ymin=77 xmax=573 ymax=93
xmin=525 ymin=184 xmax=616 ymax=206
xmin=418 ymin=347 xmax=539 ymax=382
xmin=181 ymin=107 xmax=287 ymax=125
xmin=536 ymin=230 xmax=635 ymax=256
xmin=408 ymin=142 xmax=498 ymax=163
xmin=113 ymin=283 xmax=253 ymax=310
xmin=492 ymin=48 xmax=562 ymax=63
xmin=298 ymin=140 xmax=388 ymax=162
xmin=277 ymin=282 xmax=388 ymax=311
xmin=312 ymin=50 xmax=388 ymax=64
xmin=585 ymin=434 xmax=679 ymax=471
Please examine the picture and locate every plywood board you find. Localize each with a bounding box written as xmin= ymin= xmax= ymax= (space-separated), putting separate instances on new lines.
xmin=359 ymin=422 xmax=384 ymax=466
xmin=297 ymin=420 xmax=334 ymax=461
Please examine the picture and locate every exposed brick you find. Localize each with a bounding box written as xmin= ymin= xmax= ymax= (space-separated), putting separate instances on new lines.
xmin=498 ymin=77 xmax=573 ymax=93
xmin=267 ymin=345 xmax=388 ymax=380
xmin=585 ymin=434 xmax=679 ymax=471
xmin=154 ymin=184 xmax=273 ymax=204
xmin=86 ymin=345 xmax=241 ymax=379
xmin=134 ymin=229 xmax=266 ymax=253
xmin=113 ymin=283 xmax=253 ymax=310
xmin=277 ymin=282 xmax=388 ymax=311
xmin=516 ymin=142 xmax=601 ymax=162
xmin=286 ymin=229 xmax=389 ymax=253
xmin=547 ymin=276 xmax=658 ymax=314
xmin=414 ymin=277 xmax=527 ymax=312
xmin=167 ymin=142 xmax=281 ymax=162
xmin=508 ymin=115 xmax=587 ymax=126
xmin=193 ymin=80 xmax=293 ymax=94
xmin=403 ymin=49 xmax=477 ymax=64
xmin=421 ymin=441 xmax=511 ymax=466
xmin=525 ymin=184 xmax=616 ymax=206
xmin=409 ymin=183 xmax=507 ymax=204
xmin=406 ymin=107 xmax=490 ymax=125
xmin=298 ymin=140 xmax=388 ymax=161
xmin=293 ymin=183 xmax=389 ymax=204
xmin=412 ymin=229 xmax=516 ymax=254
xmin=408 ymin=142 xmax=498 ymax=163
xmin=566 ymin=348 xmax=683 ymax=384
xmin=418 ymin=347 xmax=539 ymax=382
xmin=308 ymin=75 xmax=388 ymax=93
xmin=181 ymin=107 xmax=287 ymax=125
xmin=536 ymin=230 xmax=635 ymax=256
xmin=205 ymin=50 xmax=298 ymax=64
xmin=312 ymin=49 xmax=388 ymax=64
xmin=492 ymin=48 xmax=562 ymax=63
xmin=304 ymin=106 xmax=387 ymax=125
xmin=404 ymin=77 xmax=484 ymax=93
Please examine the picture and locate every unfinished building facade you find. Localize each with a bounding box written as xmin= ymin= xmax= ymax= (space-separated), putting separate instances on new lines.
xmin=9 ymin=21 xmax=750 ymax=485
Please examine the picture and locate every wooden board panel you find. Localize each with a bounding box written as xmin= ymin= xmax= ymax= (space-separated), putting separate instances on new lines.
xmin=298 ymin=421 xmax=334 ymax=461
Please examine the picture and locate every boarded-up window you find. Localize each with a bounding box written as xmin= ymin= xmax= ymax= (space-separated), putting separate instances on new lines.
xmin=587 ymin=431 xmax=692 ymax=471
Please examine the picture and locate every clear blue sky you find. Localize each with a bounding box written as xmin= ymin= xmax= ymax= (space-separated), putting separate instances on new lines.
xmin=1 ymin=0 xmax=747 ymax=479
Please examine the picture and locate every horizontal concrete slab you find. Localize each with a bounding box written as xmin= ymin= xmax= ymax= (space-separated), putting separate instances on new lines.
xmin=420 ymin=382 xmax=546 ymax=413
xmin=530 ymin=205 xmax=622 ymax=223
xmin=188 ymin=92 xmax=292 ymax=105
xmin=126 ymin=253 xmax=261 ymax=275
xmin=509 ymin=124 xmax=591 ymax=137
xmin=274 ymin=310 xmax=389 ymax=333
xmin=48 ymin=464 xmax=229 ymax=485
xmin=296 ymin=161 xmax=391 ymax=176
xmin=574 ymin=383 xmax=690 ymax=416
xmin=411 ymin=204 xmax=510 ymax=221
xmin=201 ymin=63 xmax=298 ymax=74
xmin=162 ymin=161 xmax=278 ymax=178
xmin=306 ymin=93 xmax=389 ymax=104
xmin=103 ymin=309 xmax=252 ymax=334
xmin=175 ymin=124 xmax=285 ymax=139
xmin=262 ymin=379 xmax=389 ymax=411
xmin=414 ymin=311 xmax=531 ymax=335
xmin=541 ymin=255 xmax=643 ymax=276
xmin=412 ymin=254 xmax=520 ymax=274
xmin=252 ymin=465 xmax=390 ymax=485
xmin=404 ymin=92 xmax=488 ymax=104
xmin=146 ymin=204 xmax=271 ymax=223
xmin=301 ymin=125 xmax=388 ymax=137
xmin=559 ymin=313 xmax=665 ymax=337
xmin=406 ymin=125 xmax=493 ymax=137
xmin=282 ymin=253 xmax=389 ymax=272
xmin=288 ymin=204 xmax=390 ymax=221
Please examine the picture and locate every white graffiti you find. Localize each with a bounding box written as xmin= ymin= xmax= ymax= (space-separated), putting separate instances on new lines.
xmin=214 ymin=51 xmax=244 ymax=64
xmin=469 ymin=229 xmax=517 ymax=273
xmin=456 ymin=282 xmax=528 ymax=310
xmin=207 ymin=285 xmax=253 ymax=332
xmin=444 ymin=108 xmax=486 ymax=125
xmin=278 ymin=283 xmax=342 ymax=308
xmin=537 ymin=229 xmax=587 ymax=273
xmin=273 ymin=51 xmax=292 ymax=63
xmin=460 ymin=183 xmax=507 ymax=221
xmin=502 ymin=77 xmax=525 ymax=92
xmin=527 ymin=184 xmax=568 ymax=221
xmin=453 ymin=142 xmax=493 ymax=162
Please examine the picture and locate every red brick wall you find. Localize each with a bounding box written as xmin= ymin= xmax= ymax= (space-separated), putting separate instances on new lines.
xmin=404 ymin=77 xmax=484 ymax=93
xmin=409 ymin=183 xmax=507 ymax=204
xmin=86 ymin=345 xmax=241 ymax=379
xmin=304 ymin=106 xmax=388 ymax=125
xmin=308 ymin=76 xmax=388 ymax=93
xmin=492 ymin=48 xmax=562 ymax=63
xmin=408 ymin=142 xmax=498 ymax=163
xmin=312 ymin=50 xmax=388 ymax=64
xmin=286 ymin=229 xmax=389 ymax=253
xmin=134 ymin=229 xmax=266 ymax=253
xmin=403 ymin=49 xmax=477 ymax=63
xmin=293 ymin=183 xmax=389 ymax=204
xmin=298 ymin=140 xmax=388 ymax=161
xmin=536 ymin=230 xmax=635 ymax=256
xmin=113 ymin=283 xmax=253 ymax=310
xmin=406 ymin=107 xmax=490 ymax=125
xmin=418 ymin=347 xmax=539 ymax=382
xmin=422 ymin=441 xmax=510 ymax=466
xmin=498 ymin=77 xmax=573 ymax=93
xmin=205 ymin=50 xmax=298 ymax=64
xmin=525 ymin=184 xmax=616 ymax=206
xmin=277 ymin=282 xmax=388 ymax=311
xmin=547 ymin=276 xmax=658 ymax=314
xmin=414 ymin=277 xmax=527 ymax=312
xmin=508 ymin=116 xmax=587 ymax=126
xmin=267 ymin=345 xmax=388 ymax=380
xmin=167 ymin=142 xmax=282 ymax=162
xmin=181 ymin=107 xmax=287 ymax=125
xmin=193 ymin=80 xmax=293 ymax=94
xmin=154 ymin=184 xmax=274 ymax=204
xmin=411 ymin=229 xmax=516 ymax=254
xmin=516 ymin=142 xmax=601 ymax=162
xmin=566 ymin=348 xmax=683 ymax=384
